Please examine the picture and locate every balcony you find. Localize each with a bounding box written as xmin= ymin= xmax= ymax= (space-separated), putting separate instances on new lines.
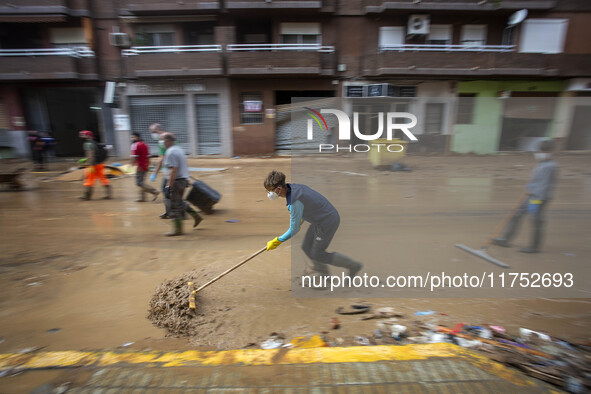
xmin=365 ymin=0 xmax=556 ymax=13
xmin=226 ymin=44 xmax=336 ymax=76
xmin=0 ymin=0 xmax=89 ymax=20
xmin=224 ymin=0 xmax=332 ymax=11
xmin=362 ymin=44 xmax=589 ymax=77
xmin=0 ymin=47 xmax=97 ymax=81
xmin=120 ymin=0 xmax=220 ymax=15
xmin=122 ymin=45 xmax=224 ymax=78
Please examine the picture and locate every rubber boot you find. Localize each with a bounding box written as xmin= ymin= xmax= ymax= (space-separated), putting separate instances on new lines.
xmin=165 ymin=218 xmax=183 ymax=236
xmin=142 ymin=185 xmax=159 ymax=201
xmin=136 ymin=190 xmax=146 ymax=202
xmin=311 ymin=260 xmax=330 ymax=276
xmin=102 ymin=184 xmax=112 ymax=200
xmin=79 ymin=187 xmax=92 ymax=201
xmin=187 ymin=209 xmax=203 ymax=228
xmin=520 ymin=222 xmax=542 ymax=253
xmin=330 ymin=252 xmax=363 ymax=277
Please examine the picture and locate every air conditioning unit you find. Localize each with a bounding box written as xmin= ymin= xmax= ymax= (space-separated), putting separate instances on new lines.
xmin=109 ymin=33 xmax=130 ymax=47
xmin=408 ymin=14 xmax=430 ymax=35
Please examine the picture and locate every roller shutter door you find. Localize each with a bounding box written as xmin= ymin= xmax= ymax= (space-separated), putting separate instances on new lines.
xmin=129 ymin=96 xmax=189 ymax=155
xmin=194 ymin=94 xmax=221 ymax=155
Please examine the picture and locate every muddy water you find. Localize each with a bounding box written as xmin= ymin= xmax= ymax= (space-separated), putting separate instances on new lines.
xmin=0 ymin=155 xmax=589 ymax=354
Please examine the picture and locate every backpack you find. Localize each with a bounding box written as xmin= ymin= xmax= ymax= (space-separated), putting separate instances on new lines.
xmin=95 ymin=142 xmax=108 ymax=164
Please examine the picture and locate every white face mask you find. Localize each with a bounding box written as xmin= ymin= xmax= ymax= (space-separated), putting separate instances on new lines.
xmin=151 ymin=133 xmax=160 ymax=140
xmin=534 ymin=152 xmax=550 ymax=161
xmin=267 ymin=191 xmax=279 ymax=201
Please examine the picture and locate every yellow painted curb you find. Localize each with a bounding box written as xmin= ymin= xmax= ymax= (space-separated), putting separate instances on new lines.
xmin=0 ymin=344 xmax=537 ymax=387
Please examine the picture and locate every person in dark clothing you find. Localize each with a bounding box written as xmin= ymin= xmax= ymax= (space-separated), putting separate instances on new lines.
xmin=493 ymin=139 xmax=558 ymax=253
xmin=264 ymin=170 xmax=363 ymax=279
xmin=28 ymin=131 xmax=45 ymax=171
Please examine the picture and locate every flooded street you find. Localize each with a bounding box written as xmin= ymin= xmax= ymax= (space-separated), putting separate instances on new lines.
xmin=0 ymin=154 xmax=589 ymax=353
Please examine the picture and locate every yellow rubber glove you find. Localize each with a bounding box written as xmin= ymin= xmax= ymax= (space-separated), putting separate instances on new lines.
xmin=266 ymin=237 xmax=283 ymax=251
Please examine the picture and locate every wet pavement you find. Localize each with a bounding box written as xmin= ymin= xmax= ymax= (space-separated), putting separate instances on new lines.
xmin=0 ymin=154 xmax=589 ymax=392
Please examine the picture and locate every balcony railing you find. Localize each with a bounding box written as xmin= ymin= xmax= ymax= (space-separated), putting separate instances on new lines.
xmin=226 ymin=44 xmax=334 ymax=53
xmin=379 ymin=44 xmax=515 ymax=53
xmin=122 ymin=45 xmax=222 ymax=56
xmin=121 ymin=45 xmax=224 ymax=77
xmin=0 ymin=47 xmax=97 ymax=80
xmin=0 ymin=47 xmax=95 ymax=58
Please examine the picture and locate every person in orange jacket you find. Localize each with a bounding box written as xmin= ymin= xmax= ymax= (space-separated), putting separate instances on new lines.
xmin=79 ymin=130 xmax=111 ymax=201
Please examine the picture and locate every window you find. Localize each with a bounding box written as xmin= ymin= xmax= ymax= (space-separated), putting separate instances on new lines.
xmin=240 ymin=93 xmax=264 ymax=124
xmin=136 ymin=25 xmax=175 ymax=46
xmin=379 ymin=27 xmax=404 ymax=50
xmin=427 ymin=25 xmax=452 ymax=45
xmin=519 ymin=19 xmax=568 ymax=54
xmin=279 ymin=23 xmax=321 ymax=45
xmin=425 ymin=103 xmax=444 ymax=134
xmin=456 ymin=94 xmax=476 ymax=124
xmin=461 ymin=25 xmax=486 ymax=46
xmin=49 ymin=28 xmax=86 ymax=48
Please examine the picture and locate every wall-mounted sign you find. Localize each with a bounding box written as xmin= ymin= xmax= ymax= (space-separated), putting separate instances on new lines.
xmin=114 ymin=114 xmax=130 ymax=131
xmin=244 ymin=100 xmax=263 ymax=112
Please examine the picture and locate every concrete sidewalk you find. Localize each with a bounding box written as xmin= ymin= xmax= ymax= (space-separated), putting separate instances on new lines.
xmin=0 ymin=344 xmax=562 ymax=393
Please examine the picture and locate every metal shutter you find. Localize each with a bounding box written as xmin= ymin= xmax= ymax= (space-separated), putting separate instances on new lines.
xmin=194 ymin=94 xmax=221 ymax=155
xmin=276 ymin=98 xmax=337 ymax=151
xmin=129 ymin=96 xmax=189 ymax=155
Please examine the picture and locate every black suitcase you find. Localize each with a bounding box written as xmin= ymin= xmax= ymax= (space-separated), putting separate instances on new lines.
xmin=185 ymin=180 xmax=221 ymax=214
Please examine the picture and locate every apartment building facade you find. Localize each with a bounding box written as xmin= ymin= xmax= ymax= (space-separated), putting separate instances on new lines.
xmin=1 ymin=0 xmax=590 ymax=157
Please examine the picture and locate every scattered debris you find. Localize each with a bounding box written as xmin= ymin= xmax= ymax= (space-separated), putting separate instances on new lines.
xmin=354 ymin=336 xmax=371 ymax=346
xmin=261 ymin=333 xmax=286 ymax=349
xmin=414 ymin=310 xmax=436 ymax=316
xmin=361 ymin=307 xmax=404 ymax=320
xmin=336 ymin=305 xmax=371 ymax=315
xmin=46 ymin=328 xmax=61 ymax=334
xmin=390 ymin=162 xmax=412 ymax=172
xmin=225 ymin=219 xmax=240 ymax=223
xmin=119 ymin=342 xmax=135 ymax=348
xmin=331 ymin=317 xmax=340 ymax=330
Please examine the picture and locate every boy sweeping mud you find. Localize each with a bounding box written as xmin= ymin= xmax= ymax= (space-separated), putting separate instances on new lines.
xmin=264 ymin=170 xmax=363 ymax=287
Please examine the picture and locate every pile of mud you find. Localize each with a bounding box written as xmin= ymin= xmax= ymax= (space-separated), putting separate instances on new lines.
xmin=147 ymin=271 xmax=203 ymax=337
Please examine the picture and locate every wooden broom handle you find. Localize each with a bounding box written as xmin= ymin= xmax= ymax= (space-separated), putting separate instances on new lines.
xmin=195 ymin=247 xmax=267 ymax=293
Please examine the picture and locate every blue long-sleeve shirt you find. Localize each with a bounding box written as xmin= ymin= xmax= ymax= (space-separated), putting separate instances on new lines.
xmin=278 ymin=199 xmax=304 ymax=242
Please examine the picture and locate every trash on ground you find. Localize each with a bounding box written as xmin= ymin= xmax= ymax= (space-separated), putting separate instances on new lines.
xmin=520 ymin=327 xmax=552 ymax=342
xmin=331 ymin=317 xmax=340 ymax=330
xmin=414 ymin=310 xmax=436 ymax=316
xmin=390 ymin=162 xmax=412 ymax=172
xmin=261 ymin=338 xmax=283 ymax=349
xmin=119 ymin=342 xmax=135 ymax=347
xmin=354 ymin=336 xmax=371 ymax=346
xmin=290 ymin=335 xmax=326 ymax=348
xmin=361 ymin=307 xmax=404 ymax=320
xmin=46 ymin=328 xmax=61 ymax=334
xmin=225 ymin=219 xmax=240 ymax=223
xmin=336 ymin=305 xmax=371 ymax=315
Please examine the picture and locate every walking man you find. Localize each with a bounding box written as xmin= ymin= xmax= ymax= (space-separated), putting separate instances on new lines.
xmin=264 ymin=170 xmax=362 ymax=285
xmin=493 ymin=140 xmax=558 ymax=253
xmin=79 ymin=130 xmax=111 ymax=201
xmin=130 ymin=132 xmax=159 ymax=202
xmin=162 ymin=133 xmax=202 ymax=236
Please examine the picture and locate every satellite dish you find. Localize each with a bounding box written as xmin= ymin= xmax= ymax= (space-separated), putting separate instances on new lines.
xmin=508 ymin=9 xmax=528 ymax=26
